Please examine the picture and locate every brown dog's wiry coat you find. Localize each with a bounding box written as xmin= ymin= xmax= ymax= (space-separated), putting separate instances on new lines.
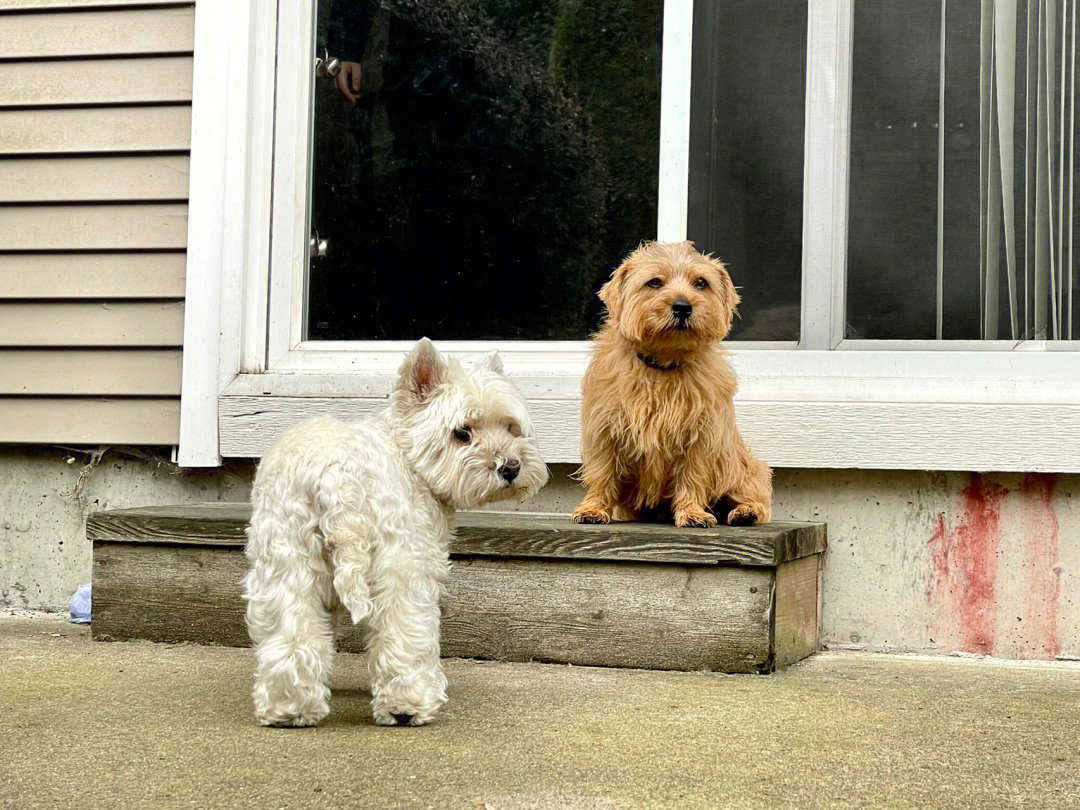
xmin=572 ymin=241 xmax=772 ymax=528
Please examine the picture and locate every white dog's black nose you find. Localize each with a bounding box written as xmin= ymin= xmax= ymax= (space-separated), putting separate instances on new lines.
xmin=672 ymin=298 xmax=693 ymax=321
xmin=391 ymin=712 xmax=414 ymax=726
xmin=498 ymin=459 xmax=521 ymax=483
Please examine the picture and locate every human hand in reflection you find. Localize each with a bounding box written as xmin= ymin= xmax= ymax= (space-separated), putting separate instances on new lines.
xmin=336 ymin=61 xmax=362 ymax=102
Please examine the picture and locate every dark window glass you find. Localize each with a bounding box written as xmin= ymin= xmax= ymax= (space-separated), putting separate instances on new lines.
xmin=687 ymin=0 xmax=807 ymax=341
xmin=848 ymin=0 xmax=960 ymax=339
xmin=306 ymin=0 xmax=663 ymax=340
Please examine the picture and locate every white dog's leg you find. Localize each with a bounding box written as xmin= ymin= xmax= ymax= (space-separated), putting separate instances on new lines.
xmin=316 ymin=477 xmax=374 ymax=625
xmin=244 ymin=506 xmax=336 ymax=727
xmin=247 ymin=581 xmax=336 ymax=727
xmin=366 ymin=544 xmax=448 ymax=726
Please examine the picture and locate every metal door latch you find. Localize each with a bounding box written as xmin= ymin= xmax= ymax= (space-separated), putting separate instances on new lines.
xmin=314 ymin=49 xmax=341 ymax=78
xmin=309 ymin=233 xmax=329 ymax=258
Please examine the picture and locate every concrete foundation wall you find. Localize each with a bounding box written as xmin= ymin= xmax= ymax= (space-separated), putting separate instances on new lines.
xmin=1 ymin=447 xmax=1075 ymax=661
xmin=0 ymin=447 xmax=253 ymax=614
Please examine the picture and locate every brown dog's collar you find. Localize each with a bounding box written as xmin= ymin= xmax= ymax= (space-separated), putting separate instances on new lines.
xmin=636 ymin=352 xmax=681 ymax=371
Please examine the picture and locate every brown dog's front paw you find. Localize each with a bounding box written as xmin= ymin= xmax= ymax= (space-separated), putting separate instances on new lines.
xmin=726 ymin=504 xmax=760 ymax=526
xmin=674 ymin=507 xmax=718 ymax=528
xmin=572 ymin=504 xmax=613 ymax=524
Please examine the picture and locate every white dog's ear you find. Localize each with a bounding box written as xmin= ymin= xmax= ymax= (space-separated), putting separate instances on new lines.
xmin=397 ymin=337 xmax=448 ymax=401
xmin=481 ymin=350 xmax=504 ymax=374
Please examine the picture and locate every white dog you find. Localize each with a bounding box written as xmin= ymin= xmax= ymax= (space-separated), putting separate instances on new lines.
xmin=242 ymin=339 xmax=548 ymax=727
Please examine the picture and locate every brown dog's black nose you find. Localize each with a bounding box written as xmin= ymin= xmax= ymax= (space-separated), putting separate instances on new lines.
xmin=672 ymin=298 xmax=693 ymax=320
xmin=498 ymin=459 xmax=521 ymax=483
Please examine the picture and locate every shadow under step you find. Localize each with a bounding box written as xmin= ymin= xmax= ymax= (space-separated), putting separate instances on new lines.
xmin=88 ymin=504 xmax=826 ymax=673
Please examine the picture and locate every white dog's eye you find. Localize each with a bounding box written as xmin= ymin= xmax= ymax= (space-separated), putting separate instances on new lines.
xmin=694 ymin=277 xmax=709 ymax=290
xmin=645 ymin=277 xmax=663 ymax=289
xmin=453 ymin=426 xmax=472 ymax=443
xmin=506 ymin=420 xmax=522 ymax=437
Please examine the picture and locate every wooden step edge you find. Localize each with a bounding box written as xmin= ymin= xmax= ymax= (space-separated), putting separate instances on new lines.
xmin=87 ymin=503 xmax=826 ymax=567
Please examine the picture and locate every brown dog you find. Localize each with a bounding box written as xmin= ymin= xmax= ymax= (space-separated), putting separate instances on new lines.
xmin=571 ymin=241 xmax=772 ymax=527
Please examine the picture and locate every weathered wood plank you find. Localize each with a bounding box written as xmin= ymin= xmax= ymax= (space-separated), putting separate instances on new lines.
xmin=93 ymin=542 xmax=249 ymax=647
xmin=0 ymin=203 xmax=187 ymax=250
xmin=0 ymin=397 xmax=179 ymax=443
xmin=454 ymin=511 xmax=826 ymax=566
xmin=92 ymin=542 xmax=777 ymax=672
xmin=0 ymin=301 xmax=184 ymax=347
xmin=218 ymin=397 xmax=389 ymax=457
xmin=0 ymin=252 xmax=186 ymax=298
xmin=772 ymin=554 xmax=820 ymax=669
xmin=440 ymin=558 xmax=772 ymax=671
xmin=220 ymin=395 xmax=584 ymax=462
xmin=0 ymin=57 xmax=192 ymax=107
xmin=0 ymin=106 xmax=191 ymax=154
xmin=86 ymin=504 xmax=826 ymax=566
xmin=0 ymin=7 xmax=194 ymax=59
xmin=0 ymin=348 xmax=181 ymax=395
xmin=89 ymin=503 xmax=251 ymax=546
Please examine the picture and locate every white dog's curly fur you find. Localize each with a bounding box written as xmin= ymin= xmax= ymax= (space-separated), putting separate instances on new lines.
xmin=242 ymin=339 xmax=548 ymax=728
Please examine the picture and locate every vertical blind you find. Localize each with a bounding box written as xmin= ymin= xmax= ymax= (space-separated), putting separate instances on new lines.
xmin=976 ymin=0 xmax=1076 ymax=339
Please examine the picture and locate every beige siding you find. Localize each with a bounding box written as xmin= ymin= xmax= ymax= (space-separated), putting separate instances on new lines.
xmin=0 ymin=0 xmax=182 ymax=8
xmin=0 ymin=302 xmax=185 ymax=347
xmin=1 ymin=204 xmax=189 ymax=251
xmin=0 ymin=57 xmax=193 ymax=106
xmin=0 ymin=156 xmax=190 ymax=203
xmin=0 ymin=8 xmax=195 ymax=58
xmin=1 ymin=2 xmax=194 ymax=446
xmin=0 ymin=350 xmax=181 ymax=395
xmin=0 ymin=253 xmax=187 ymax=298
xmin=0 ymin=398 xmax=181 ymax=444
xmin=0 ymin=107 xmax=192 ymax=154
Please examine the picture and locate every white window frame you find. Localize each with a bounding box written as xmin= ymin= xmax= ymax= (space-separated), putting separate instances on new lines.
xmin=180 ymin=0 xmax=1080 ymax=471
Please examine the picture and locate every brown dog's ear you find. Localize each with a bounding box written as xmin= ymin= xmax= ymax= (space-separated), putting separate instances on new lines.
xmin=708 ymin=256 xmax=740 ymax=337
xmin=599 ymin=254 xmax=634 ymax=320
xmin=706 ymin=255 xmax=739 ymax=309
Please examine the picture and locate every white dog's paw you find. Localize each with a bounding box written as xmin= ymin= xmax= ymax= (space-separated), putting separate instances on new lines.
xmin=254 ymin=704 xmax=329 ymax=728
xmin=370 ymin=669 xmax=447 ymax=727
xmin=372 ymin=707 xmax=434 ymax=727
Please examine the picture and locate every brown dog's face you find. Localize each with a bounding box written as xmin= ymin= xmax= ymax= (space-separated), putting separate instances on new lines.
xmin=599 ymin=241 xmax=739 ymax=349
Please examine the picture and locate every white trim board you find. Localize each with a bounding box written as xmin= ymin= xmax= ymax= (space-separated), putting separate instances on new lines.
xmin=179 ymin=0 xmax=277 ymax=466
xmin=219 ymin=347 xmax=1080 ymax=471
xmin=219 ymin=394 xmax=1080 ymax=472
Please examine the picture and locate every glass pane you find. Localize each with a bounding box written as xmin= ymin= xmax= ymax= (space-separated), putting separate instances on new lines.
xmin=687 ymin=0 xmax=807 ymax=342
xmin=848 ymin=0 xmax=1080 ymax=340
xmin=306 ymin=0 xmax=663 ymax=340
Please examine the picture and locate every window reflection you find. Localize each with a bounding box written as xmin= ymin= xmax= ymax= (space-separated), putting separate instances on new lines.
xmin=687 ymin=0 xmax=807 ymax=342
xmin=307 ymin=0 xmax=662 ymax=340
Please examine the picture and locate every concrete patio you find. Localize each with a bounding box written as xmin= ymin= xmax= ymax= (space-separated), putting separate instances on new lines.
xmin=1 ymin=614 xmax=1077 ymax=810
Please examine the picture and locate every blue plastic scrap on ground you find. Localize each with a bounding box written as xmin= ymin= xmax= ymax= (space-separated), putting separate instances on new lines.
xmin=69 ymin=583 xmax=91 ymax=624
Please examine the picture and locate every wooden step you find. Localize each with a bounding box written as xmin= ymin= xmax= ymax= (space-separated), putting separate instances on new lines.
xmin=88 ymin=504 xmax=826 ymax=673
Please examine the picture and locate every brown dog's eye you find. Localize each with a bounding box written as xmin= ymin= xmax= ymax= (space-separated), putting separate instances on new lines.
xmin=694 ymin=277 xmax=709 ymax=290
xmin=453 ymin=426 xmax=472 ymax=443
xmin=645 ymin=278 xmax=663 ymax=289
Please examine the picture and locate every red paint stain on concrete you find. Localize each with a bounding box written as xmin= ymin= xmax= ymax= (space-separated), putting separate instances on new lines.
xmin=1019 ymin=474 xmax=1062 ymax=659
xmin=926 ymin=474 xmax=1007 ymax=654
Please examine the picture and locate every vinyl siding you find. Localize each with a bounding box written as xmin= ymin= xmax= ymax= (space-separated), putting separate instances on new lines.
xmin=0 ymin=0 xmax=193 ymax=445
